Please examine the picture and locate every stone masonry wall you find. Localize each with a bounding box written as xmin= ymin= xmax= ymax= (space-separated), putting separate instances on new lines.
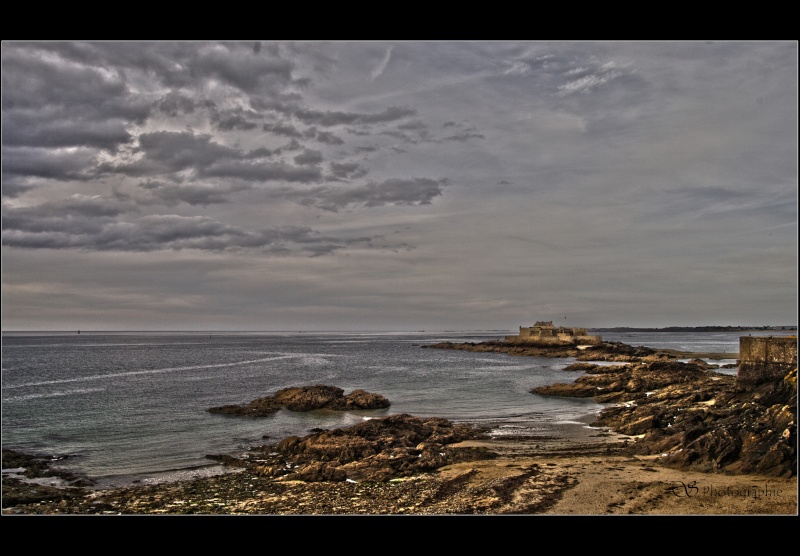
xmin=737 ymin=336 xmax=798 ymax=385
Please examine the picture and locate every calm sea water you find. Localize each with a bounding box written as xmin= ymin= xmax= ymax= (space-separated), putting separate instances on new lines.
xmin=1 ymin=329 xmax=795 ymax=488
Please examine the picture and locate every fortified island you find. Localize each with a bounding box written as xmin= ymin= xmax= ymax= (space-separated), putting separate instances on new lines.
xmin=504 ymin=320 xmax=602 ymax=345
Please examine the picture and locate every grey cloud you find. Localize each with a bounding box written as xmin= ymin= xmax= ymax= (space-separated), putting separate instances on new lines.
xmin=263 ymin=121 xmax=304 ymax=138
xmin=293 ymin=106 xmax=416 ymax=127
xmin=315 ymin=130 xmax=344 ymax=145
xmin=287 ymin=177 xmax=448 ymax=212
xmin=245 ymin=147 xmax=278 ymax=159
xmin=442 ymin=131 xmax=485 ymax=142
xmin=0 ymin=177 xmax=31 ymax=198
xmin=330 ymin=161 xmax=367 ymax=179
xmin=354 ymin=178 xmax=447 ymax=208
xmin=2 ymin=146 xmax=98 ymax=181
xmin=381 ymin=130 xmax=414 ymax=142
xmin=2 ymin=197 xmax=129 ymax=248
xmin=137 ymin=180 xmax=250 ymax=206
xmin=190 ymin=44 xmax=294 ymax=94
xmin=281 ymin=139 xmax=304 ymax=152
xmin=1 ymin=44 xmax=150 ymax=124
xmin=157 ymin=92 xmax=199 ymax=117
xmin=398 ymin=120 xmax=428 ymax=131
xmin=210 ymin=107 xmax=259 ymax=131
xmin=3 ymin=196 xmax=128 ymax=223
xmin=293 ymin=149 xmax=323 ymax=165
xmin=2 ymin=209 xmax=371 ymax=256
xmin=201 ymin=160 xmax=323 ymax=183
xmin=346 ymin=128 xmax=371 ymax=136
xmin=3 ymin=111 xmax=132 ymax=150
xmin=103 ymin=131 xmax=238 ymax=177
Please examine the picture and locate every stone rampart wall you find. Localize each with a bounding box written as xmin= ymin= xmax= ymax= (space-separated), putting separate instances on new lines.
xmin=738 ymin=336 xmax=798 ymax=385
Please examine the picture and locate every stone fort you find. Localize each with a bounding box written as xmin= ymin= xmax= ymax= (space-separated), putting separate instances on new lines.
xmin=504 ymin=320 xmax=602 ymax=345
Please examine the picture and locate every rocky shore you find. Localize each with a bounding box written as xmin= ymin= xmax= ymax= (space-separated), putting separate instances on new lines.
xmin=2 ymin=339 xmax=796 ymax=515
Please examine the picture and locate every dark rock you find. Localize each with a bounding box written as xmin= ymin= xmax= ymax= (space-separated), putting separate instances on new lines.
xmin=425 ymin=339 xmax=663 ymax=362
xmin=208 ymin=384 xmax=390 ymax=417
xmin=532 ymin=359 xmax=797 ymax=478
xmin=241 ymin=413 xmax=493 ymax=483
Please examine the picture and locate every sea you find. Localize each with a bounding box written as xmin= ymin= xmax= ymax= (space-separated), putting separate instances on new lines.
xmin=1 ymin=328 xmax=796 ymax=489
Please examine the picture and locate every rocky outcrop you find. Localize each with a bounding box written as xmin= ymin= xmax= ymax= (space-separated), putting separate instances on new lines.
xmin=531 ymin=360 xmax=797 ymax=478
xmin=210 ymin=413 xmax=494 ymax=483
xmin=424 ymin=340 xmax=662 ymax=361
xmin=1 ymin=449 xmax=95 ymax=507
xmin=208 ymin=385 xmax=390 ymax=417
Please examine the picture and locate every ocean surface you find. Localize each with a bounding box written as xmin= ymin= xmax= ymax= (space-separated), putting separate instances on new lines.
xmin=2 ymin=328 xmax=795 ymax=488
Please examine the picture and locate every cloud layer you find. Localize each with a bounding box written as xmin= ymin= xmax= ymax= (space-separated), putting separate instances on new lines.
xmin=2 ymin=41 xmax=797 ymax=330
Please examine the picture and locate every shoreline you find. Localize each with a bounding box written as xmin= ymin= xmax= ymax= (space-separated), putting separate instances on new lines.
xmin=3 ymin=341 xmax=796 ymax=515
xmin=4 ymin=417 xmax=796 ymax=515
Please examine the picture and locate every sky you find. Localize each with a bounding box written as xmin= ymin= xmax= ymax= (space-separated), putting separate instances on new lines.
xmin=1 ymin=41 xmax=797 ymax=332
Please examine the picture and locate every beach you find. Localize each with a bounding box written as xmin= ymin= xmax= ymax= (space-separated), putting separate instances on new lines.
xmin=3 ymin=416 xmax=796 ymax=515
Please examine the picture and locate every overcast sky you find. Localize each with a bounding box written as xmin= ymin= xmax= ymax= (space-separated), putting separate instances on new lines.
xmin=1 ymin=41 xmax=797 ymax=332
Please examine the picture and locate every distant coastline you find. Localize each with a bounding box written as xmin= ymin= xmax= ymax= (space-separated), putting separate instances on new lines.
xmin=590 ymin=325 xmax=797 ymax=333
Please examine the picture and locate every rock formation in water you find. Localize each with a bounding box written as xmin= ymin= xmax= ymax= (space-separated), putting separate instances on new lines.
xmin=207 ymin=385 xmax=391 ymax=417
xmin=423 ymin=339 xmax=661 ymax=361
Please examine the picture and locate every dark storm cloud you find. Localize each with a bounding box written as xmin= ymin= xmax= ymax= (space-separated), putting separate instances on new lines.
xmin=157 ymin=91 xmax=199 ymax=117
xmin=293 ymin=149 xmax=323 ymax=165
xmin=287 ymin=178 xmax=448 ymax=212
xmin=1 ymin=44 xmax=150 ymax=123
xmin=137 ymin=180 xmax=250 ymax=206
xmin=2 ymin=197 xmax=130 ymax=248
xmin=292 ymin=106 xmax=416 ymax=127
xmin=102 ymin=131 xmax=238 ymax=177
xmin=315 ymin=130 xmax=344 ymax=145
xmin=281 ymin=139 xmax=304 ymax=152
xmin=0 ymin=177 xmax=30 ymax=198
xmin=398 ymin=120 xmax=428 ymax=132
xmin=3 ymin=196 xmax=128 ymax=224
xmin=44 ymin=41 xmax=295 ymax=96
xmin=189 ymin=44 xmax=294 ymax=94
xmin=353 ymin=178 xmax=447 ymax=207
xmin=330 ymin=161 xmax=367 ymax=179
xmin=210 ymin=107 xmax=259 ymax=131
xmin=2 ymin=208 xmax=370 ymax=255
xmin=442 ymin=130 xmax=485 ymax=142
xmin=244 ymin=147 xmax=279 ymax=159
xmin=3 ymin=112 xmax=132 ymax=150
xmin=262 ymin=121 xmax=304 ymax=138
xmin=200 ymin=160 xmax=323 ymax=183
xmin=2 ymin=146 xmax=98 ymax=181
